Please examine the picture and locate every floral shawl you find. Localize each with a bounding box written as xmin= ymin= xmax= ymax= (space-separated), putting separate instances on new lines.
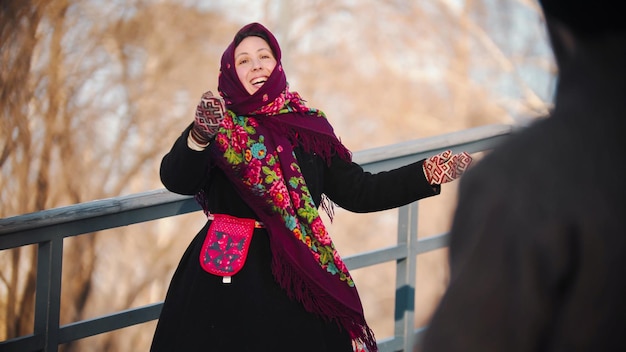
xmin=196 ymin=23 xmax=377 ymax=351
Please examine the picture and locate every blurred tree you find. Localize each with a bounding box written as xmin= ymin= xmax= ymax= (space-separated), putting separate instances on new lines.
xmin=1 ymin=0 xmax=50 ymax=341
xmin=1 ymin=0 xmax=240 ymax=350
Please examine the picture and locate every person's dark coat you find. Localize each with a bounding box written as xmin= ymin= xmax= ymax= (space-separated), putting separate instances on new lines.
xmin=420 ymin=29 xmax=626 ymax=352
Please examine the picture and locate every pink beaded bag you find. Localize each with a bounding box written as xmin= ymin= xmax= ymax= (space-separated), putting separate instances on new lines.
xmin=199 ymin=214 xmax=256 ymax=283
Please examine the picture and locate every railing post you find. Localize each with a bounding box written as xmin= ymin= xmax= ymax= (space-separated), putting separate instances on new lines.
xmin=394 ymin=202 xmax=419 ymax=351
xmin=34 ymin=238 xmax=63 ymax=352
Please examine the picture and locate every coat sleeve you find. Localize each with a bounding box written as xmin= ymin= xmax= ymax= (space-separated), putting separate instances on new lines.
xmin=160 ymin=123 xmax=212 ymax=195
xmin=323 ymin=155 xmax=440 ymax=213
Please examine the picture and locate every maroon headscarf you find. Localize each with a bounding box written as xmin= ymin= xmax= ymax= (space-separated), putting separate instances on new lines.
xmin=217 ymin=23 xmax=287 ymax=115
xmin=216 ymin=22 xmax=350 ymax=163
xmin=202 ymin=23 xmax=377 ymax=351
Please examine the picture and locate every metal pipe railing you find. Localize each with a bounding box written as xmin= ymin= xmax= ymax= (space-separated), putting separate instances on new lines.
xmin=0 ymin=124 xmax=514 ymax=352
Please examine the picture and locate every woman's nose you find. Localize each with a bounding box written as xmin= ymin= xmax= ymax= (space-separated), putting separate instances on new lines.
xmin=252 ymin=59 xmax=262 ymax=70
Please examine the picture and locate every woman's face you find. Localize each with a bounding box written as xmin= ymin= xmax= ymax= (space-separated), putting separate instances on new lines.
xmin=234 ymin=36 xmax=277 ymax=95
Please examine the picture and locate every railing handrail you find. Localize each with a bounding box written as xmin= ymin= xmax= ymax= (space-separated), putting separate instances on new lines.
xmin=0 ymin=123 xmax=515 ymax=352
xmin=0 ymin=123 xmax=513 ymax=236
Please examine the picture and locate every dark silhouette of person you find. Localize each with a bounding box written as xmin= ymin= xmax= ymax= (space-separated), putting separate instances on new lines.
xmin=420 ymin=0 xmax=626 ymax=350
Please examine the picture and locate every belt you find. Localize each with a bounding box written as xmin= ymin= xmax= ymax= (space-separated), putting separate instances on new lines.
xmin=207 ymin=214 xmax=264 ymax=228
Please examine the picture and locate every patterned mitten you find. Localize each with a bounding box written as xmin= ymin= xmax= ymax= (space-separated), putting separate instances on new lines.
xmin=422 ymin=150 xmax=473 ymax=185
xmin=190 ymin=91 xmax=226 ymax=146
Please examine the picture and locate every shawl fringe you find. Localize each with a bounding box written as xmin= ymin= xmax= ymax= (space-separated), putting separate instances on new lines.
xmin=261 ymin=115 xmax=352 ymax=166
xmin=271 ymin=247 xmax=378 ymax=352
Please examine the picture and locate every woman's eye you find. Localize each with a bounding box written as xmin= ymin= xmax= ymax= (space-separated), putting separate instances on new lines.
xmin=238 ymin=58 xmax=248 ymax=65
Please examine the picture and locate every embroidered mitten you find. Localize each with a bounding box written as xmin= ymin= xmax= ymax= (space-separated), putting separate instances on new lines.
xmin=190 ymin=91 xmax=226 ymax=146
xmin=422 ymin=150 xmax=473 ymax=185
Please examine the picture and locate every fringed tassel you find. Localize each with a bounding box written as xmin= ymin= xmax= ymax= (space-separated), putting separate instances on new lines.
xmin=271 ymin=250 xmax=378 ymax=352
xmin=292 ymin=126 xmax=352 ymax=165
xmin=262 ymin=115 xmax=352 ymax=166
xmin=353 ymin=339 xmax=369 ymax=352
xmin=353 ymin=324 xmax=378 ymax=352
xmin=320 ymin=194 xmax=335 ymax=223
xmin=194 ymin=189 xmax=211 ymax=217
xmin=271 ymin=251 xmax=339 ymax=318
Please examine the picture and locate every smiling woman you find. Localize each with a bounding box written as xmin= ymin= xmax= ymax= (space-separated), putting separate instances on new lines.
xmin=151 ymin=22 xmax=472 ymax=352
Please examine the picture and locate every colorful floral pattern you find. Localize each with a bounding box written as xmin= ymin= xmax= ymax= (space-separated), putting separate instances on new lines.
xmin=215 ymin=111 xmax=354 ymax=287
xmin=251 ymin=84 xmax=312 ymax=116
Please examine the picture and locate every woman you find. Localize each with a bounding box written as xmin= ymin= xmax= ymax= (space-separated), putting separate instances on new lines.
xmin=152 ymin=22 xmax=471 ymax=352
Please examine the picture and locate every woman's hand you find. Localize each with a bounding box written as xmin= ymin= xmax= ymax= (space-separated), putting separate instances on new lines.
xmin=190 ymin=91 xmax=226 ymax=146
xmin=422 ymin=150 xmax=473 ymax=185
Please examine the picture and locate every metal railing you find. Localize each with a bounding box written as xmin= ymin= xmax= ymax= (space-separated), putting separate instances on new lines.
xmin=0 ymin=124 xmax=515 ymax=352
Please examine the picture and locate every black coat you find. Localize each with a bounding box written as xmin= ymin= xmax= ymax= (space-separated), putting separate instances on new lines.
xmin=151 ymin=124 xmax=440 ymax=352
xmin=421 ymin=35 xmax=626 ymax=351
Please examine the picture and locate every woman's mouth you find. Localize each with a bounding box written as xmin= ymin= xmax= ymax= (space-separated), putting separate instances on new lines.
xmin=251 ymin=78 xmax=267 ymax=87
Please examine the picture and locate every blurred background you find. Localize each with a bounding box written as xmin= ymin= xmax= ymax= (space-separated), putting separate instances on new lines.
xmin=1 ymin=0 xmax=554 ymax=350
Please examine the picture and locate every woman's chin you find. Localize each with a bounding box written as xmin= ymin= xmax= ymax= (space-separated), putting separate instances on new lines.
xmin=247 ymin=85 xmax=264 ymax=95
